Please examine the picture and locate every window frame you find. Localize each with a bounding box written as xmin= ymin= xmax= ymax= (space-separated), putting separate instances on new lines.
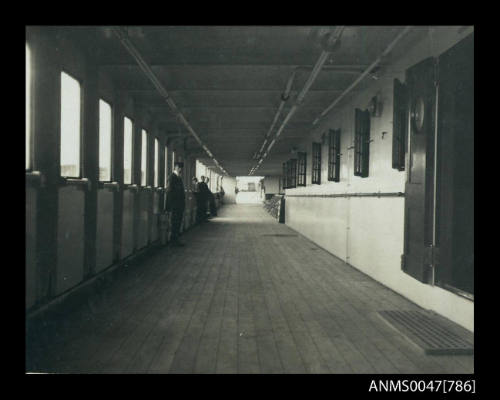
xmin=392 ymin=78 xmax=408 ymax=171
xmin=26 ymin=43 xmax=34 ymax=172
xmin=60 ymin=70 xmax=84 ymax=179
xmin=282 ymin=162 xmax=287 ymax=189
xmin=287 ymin=158 xmax=297 ymax=189
xmin=164 ymin=145 xmax=169 ymax=187
xmin=354 ymin=108 xmax=371 ymax=178
xmin=141 ymin=129 xmax=148 ymax=186
xmin=98 ymin=98 xmax=114 ymax=182
xmin=328 ymin=129 xmax=341 ymax=182
xmin=123 ymin=116 xmax=134 ymax=185
xmin=312 ymin=142 xmax=322 ymax=185
xmin=154 ymin=137 xmax=159 ymax=187
xmin=297 ymin=152 xmax=307 ymax=186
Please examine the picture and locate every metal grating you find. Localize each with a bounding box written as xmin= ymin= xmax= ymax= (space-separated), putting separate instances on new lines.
xmin=378 ymin=310 xmax=474 ymax=355
xmin=261 ymin=234 xmax=297 ymax=237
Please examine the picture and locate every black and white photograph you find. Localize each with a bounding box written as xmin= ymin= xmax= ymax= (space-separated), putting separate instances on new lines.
xmin=25 ymin=25 xmax=474 ymax=383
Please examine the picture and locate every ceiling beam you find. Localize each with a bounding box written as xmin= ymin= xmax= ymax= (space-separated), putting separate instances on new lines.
xmin=121 ymin=89 xmax=358 ymax=94
xmin=99 ymin=63 xmax=372 ymax=69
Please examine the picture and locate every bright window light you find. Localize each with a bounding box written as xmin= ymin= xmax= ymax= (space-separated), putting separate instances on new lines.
xmin=123 ymin=117 xmax=133 ymax=184
xmin=98 ymin=99 xmax=112 ymax=181
xmin=172 ymin=150 xmax=175 ymax=172
xmin=141 ymin=129 xmax=148 ymax=186
xmin=154 ymin=138 xmax=159 ymax=187
xmin=60 ymin=71 xmax=81 ymax=177
xmin=26 ymin=44 xmax=31 ymax=170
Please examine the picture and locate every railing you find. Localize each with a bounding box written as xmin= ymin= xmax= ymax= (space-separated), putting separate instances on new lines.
xmin=285 ymin=192 xmax=404 ymax=198
xmin=263 ymin=194 xmax=284 ymax=221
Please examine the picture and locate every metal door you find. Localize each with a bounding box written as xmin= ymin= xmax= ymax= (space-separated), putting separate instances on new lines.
xmin=402 ymin=57 xmax=437 ymax=283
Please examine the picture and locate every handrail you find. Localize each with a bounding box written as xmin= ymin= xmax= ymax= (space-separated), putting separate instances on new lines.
xmin=102 ymin=181 xmax=120 ymax=191
xmin=124 ymin=183 xmax=139 ymax=192
xmin=61 ymin=177 xmax=91 ymax=190
xmin=25 ymin=170 xmax=44 ymax=187
xmin=285 ymin=192 xmax=404 ymax=198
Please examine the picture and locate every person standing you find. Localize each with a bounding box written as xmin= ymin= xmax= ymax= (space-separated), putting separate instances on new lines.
xmin=205 ymin=177 xmax=217 ymax=217
xmin=165 ymin=162 xmax=186 ymax=246
xmin=198 ymin=176 xmax=209 ymax=222
xmin=192 ymin=176 xmax=204 ymax=224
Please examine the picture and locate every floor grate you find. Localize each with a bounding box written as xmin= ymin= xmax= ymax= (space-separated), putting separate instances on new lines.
xmin=378 ymin=310 xmax=474 ymax=355
xmin=261 ymin=234 xmax=298 ymax=237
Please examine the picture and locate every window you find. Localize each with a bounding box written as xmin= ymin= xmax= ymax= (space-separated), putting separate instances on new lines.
xmin=26 ymin=44 xmax=32 ymax=170
xmin=312 ymin=142 xmax=321 ymax=184
xmin=392 ymin=79 xmax=408 ymax=171
xmin=328 ymin=129 xmax=341 ymax=182
xmin=164 ymin=146 xmax=168 ymax=187
xmin=297 ymin=152 xmax=306 ymax=186
xmin=123 ymin=117 xmax=133 ymax=184
xmin=354 ymin=108 xmax=371 ymax=177
xmin=141 ymin=129 xmax=148 ymax=186
xmin=282 ymin=162 xmax=287 ymax=189
xmin=60 ymin=71 xmax=82 ymax=177
xmin=154 ymin=138 xmax=159 ymax=187
xmin=172 ymin=150 xmax=175 ymax=172
xmin=98 ymin=99 xmax=112 ymax=181
xmin=286 ymin=159 xmax=297 ymax=188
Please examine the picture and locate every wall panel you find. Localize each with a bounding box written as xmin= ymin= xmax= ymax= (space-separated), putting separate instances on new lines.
xmin=96 ymin=189 xmax=114 ymax=273
xmin=56 ymin=186 xmax=85 ymax=295
xmin=137 ymin=190 xmax=149 ymax=249
xmin=26 ymin=187 xmax=38 ymax=309
xmin=150 ymin=191 xmax=159 ymax=242
xmin=121 ymin=190 xmax=135 ymax=259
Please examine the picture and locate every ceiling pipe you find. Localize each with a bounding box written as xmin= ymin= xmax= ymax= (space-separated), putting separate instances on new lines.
xmin=249 ymin=26 xmax=345 ymax=175
xmin=111 ymin=27 xmax=228 ymax=176
xmin=252 ymin=64 xmax=364 ymax=160
xmin=312 ymin=26 xmax=412 ymax=126
xmin=252 ymin=65 xmax=365 ymax=159
xmin=253 ymin=69 xmax=298 ymax=160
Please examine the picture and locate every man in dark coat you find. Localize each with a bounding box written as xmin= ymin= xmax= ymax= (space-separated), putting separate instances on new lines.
xmin=197 ymin=176 xmax=209 ymax=222
xmin=165 ymin=162 xmax=186 ymax=246
xmin=192 ymin=176 xmax=203 ymax=224
xmin=205 ymin=177 xmax=217 ymax=217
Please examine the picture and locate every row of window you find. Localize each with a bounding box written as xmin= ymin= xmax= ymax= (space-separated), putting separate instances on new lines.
xmin=281 ymin=78 xmax=408 ymax=189
xmin=26 ymin=44 xmax=175 ymax=188
xmin=281 ymin=129 xmax=343 ymax=189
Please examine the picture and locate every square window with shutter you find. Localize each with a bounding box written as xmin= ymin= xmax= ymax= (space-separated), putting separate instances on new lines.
xmin=287 ymin=159 xmax=297 ymax=188
xmin=354 ymin=108 xmax=371 ymax=177
xmin=328 ymin=129 xmax=341 ymax=182
xmin=393 ymin=78 xmax=408 ymax=171
xmin=297 ymin=152 xmax=306 ymax=186
xmin=312 ymin=142 xmax=321 ymax=184
xmin=282 ymin=162 xmax=287 ymax=189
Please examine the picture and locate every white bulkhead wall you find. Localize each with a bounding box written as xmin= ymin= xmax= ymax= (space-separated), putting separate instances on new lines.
xmin=285 ymin=26 xmax=474 ymax=331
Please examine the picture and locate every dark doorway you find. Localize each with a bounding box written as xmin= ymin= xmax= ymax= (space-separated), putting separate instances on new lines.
xmin=436 ymin=33 xmax=474 ymax=296
xmin=402 ymin=56 xmax=437 ymax=284
xmin=401 ymin=32 xmax=474 ymax=298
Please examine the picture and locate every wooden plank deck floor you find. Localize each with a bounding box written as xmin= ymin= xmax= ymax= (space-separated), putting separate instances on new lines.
xmin=26 ymin=204 xmax=474 ymax=374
